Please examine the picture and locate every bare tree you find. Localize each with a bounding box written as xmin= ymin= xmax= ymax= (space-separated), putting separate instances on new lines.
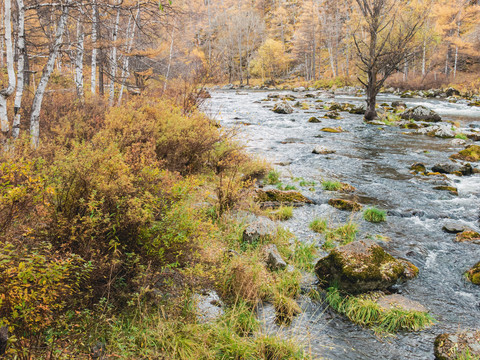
xmin=353 ymin=0 xmax=426 ymax=120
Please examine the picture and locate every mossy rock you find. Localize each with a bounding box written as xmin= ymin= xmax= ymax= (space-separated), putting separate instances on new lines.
xmin=466 ymin=261 xmax=480 ymax=285
xmin=410 ymin=163 xmax=426 ymax=173
xmin=455 ymin=230 xmax=480 ymax=243
xmin=315 ymin=240 xmax=416 ymax=294
xmin=320 ymin=127 xmax=344 ymax=133
xmin=450 ymin=145 xmax=480 ymax=162
xmin=433 ymin=186 xmax=458 ymax=196
xmin=434 ymin=331 xmax=480 ymax=360
xmin=339 ymin=183 xmax=355 ymax=193
xmin=308 ymin=116 xmax=321 ymax=123
xmin=254 ymin=189 xmax=314 ymax=205
xmin=323 ymin=111 xmax=341 ymax=120
xmin=328 ymin=198 xmax=362 ymax=211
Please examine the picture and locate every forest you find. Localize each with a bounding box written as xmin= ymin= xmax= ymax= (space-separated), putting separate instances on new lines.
xmin=0 ymin=0 xmax=479 ymax=359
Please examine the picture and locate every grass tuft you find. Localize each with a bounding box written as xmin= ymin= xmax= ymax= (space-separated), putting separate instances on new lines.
xmin=325 ymin=222 xmax=358 ymax=246
xmin=266 ymin=170 xmax=281 ymax=185
xmin=309 ymin=218 xmax=328 ymax=233
xmin=322 ymin=180 xmax=343 ymax=191
xmin=363 ymin=207 xmax=387 ymax=223
xmin=325 ymin=287 xmax=435 ymax=333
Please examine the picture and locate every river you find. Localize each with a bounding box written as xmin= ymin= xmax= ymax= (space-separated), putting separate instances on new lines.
xmin=206 ymin=90 xmax=480 ymax=360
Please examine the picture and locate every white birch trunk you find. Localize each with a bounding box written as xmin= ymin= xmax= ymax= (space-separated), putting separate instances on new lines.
xmin=422 ymin=40 xmax=426 ymax=77
xmin=91 ymin=0 xmax=98 ymax=95
xmin=30 ymin=0 xmax=71 ymax=148
xmin=12 ymin=0 xmax=25 ymax=139
xmin=164 ymin=24 xmax=175 ymax=92
xmin=108 ymin=6 xmax=120 ymax=106
xmin=117 ymin=7 xmax=140 ymax=105
xmin=75 ymin=17 xmax=85 ymax=99
xmin=0 ymin=0 xmax=16 ymax=136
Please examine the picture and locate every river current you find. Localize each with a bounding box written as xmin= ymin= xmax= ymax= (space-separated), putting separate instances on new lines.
xmin=206 ymin=90 xmax=480 ymax=360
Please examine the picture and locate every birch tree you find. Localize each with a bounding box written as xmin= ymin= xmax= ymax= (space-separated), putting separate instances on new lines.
xmin=0 ymin=0 xmax=16 ymax=139
xmin=12 ymin=0 xmax=25 ymax=139
xmin=30 ymin=0 xmax=71 ymax=148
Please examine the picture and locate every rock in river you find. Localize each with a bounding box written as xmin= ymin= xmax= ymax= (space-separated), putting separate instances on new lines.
xmin=376 ymin=294 xmax=427 ymax=313
xmin=451 ymin=145 xmax=480 ymax=162
xmin=400 ymin=105 xmax=442 ymax=122
xmin=254 ymin=189 xmax=314 ymax=208
xmin=328 ymin=198 xmax=362 ymax=211
xmin=434 ymin=330 xmax=480 ymax=360
xmin=273 ymin=101 xmax=294 ymax=114
xmin=315 ymin=240 xmax=418 ymax=294
xmin=312 ymin=146 xmax=335 ymax=155
xmin=442 ymin=221 xmax=471 ymax=234
xmin=466 ymin=261 xmax=480 ymax=285
xmin=455 ymin=230 xmax=480 ymax=243
xmin=432 ymin=162 xmax=473 ymax=176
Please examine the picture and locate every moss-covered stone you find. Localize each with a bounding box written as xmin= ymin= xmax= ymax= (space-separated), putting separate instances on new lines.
xmin=320 ymin=127 xmax=344 ymax=133
xmin=323 ymin=110 xmax=341 ymax=119
xmin=456 ymin=230 xmax=480 ymax=243
xmin=254 ymin=189 xmax=314 ymax=205
xmin=315 ymin=240 xmax=415 ymax=294
xmin=450 ymin=145 xmax=480 ymax=162
xmin=466 ymin=261 xmax=480 ymax=285
xmin=433 ymin=186 xmax=458 ymax=196
xmin=308 ymin=116 xmax=321 ymax=123
xmin=410 ymin=163 xmax=426 ymax=173
xmin=328 ymin=199 xmax=362 ymax=211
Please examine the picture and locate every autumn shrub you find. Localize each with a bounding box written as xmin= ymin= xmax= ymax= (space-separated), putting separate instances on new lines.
xmin=0 ymin=242 xmax=91 ymax=359
xmin=100 ymin=97 xmax=223 ymax=175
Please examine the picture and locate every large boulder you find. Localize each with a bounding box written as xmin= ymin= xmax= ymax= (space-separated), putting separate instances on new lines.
xmin=442 ymin=221 xmax=471 ymax=234
xmin=243 ymin=217 xmax=277 ymax=243
xmin=349 ymin=103 xmax=366 ymax=115
xmin=400 ymin=105 xmax=442 ymax=122
xmin=273 ymin=102 xmax=294 ymax=114
xmin=434 ymin=331 xmax=480 ymax=360
xmin=315 ymin=240 xmax=418 ymax=294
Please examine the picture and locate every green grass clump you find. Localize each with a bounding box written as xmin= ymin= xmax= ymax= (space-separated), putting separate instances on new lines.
xmin=325 ymin=222 xmax=358 ymax=245
xmin=266 ymin=170 xmax=281 ymax=185
xmin=325 ymin=287 xmax=435 ymax=333
xmin=291 ymin=241 xmax=317 ymax=272
xmin=322 ymin=180 xmax=343 ymax=191
xmin=363 ymin=207 xmax=387 ymax=223
xmin=276 ymin=183 xmax=297 ymax=191
xmin=321 ymin=239 xmax=336 ymax=251
xmin=269 ymin=206 xmax=294 ymax=221
xmin=309 ymin=218 xmax=328 ymax=233
xmin=455 ymin=133 xmax=468 ymax=140
xmin=299 ymin=180 xmax=316 ymax=187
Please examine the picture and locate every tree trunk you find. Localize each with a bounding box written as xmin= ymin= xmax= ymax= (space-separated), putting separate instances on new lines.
xmin=365 ymin=83 xmax=377 ymax=120
xmin=30 ymin=0 xmax=70 ymax=148
xmin=91 ymin=0 xmax=98 ymax=95
xmin=422 ymin=39 xmax=426 ymax=77
xmin=108 ymin=6 xmax=120 ymax=106
xmin=0 ymin=0 xmax=16 ymax=138
xmin=75 ymin=17 xmax=85 ymax=100
xmin=117 ymin=6 xmax=140 ymax=105
xmin=163 ymin=23 xmax=175 ymax=92
xmin=12 ymin=0 xmax=25 ymax=139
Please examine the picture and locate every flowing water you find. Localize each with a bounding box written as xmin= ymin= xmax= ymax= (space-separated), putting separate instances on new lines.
xmin=206 ymin=90 xmax=480 ymax=360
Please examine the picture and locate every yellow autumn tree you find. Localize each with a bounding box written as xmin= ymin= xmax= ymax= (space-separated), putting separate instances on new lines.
xmin=250 ymin=38 xmax=291 ymax=81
